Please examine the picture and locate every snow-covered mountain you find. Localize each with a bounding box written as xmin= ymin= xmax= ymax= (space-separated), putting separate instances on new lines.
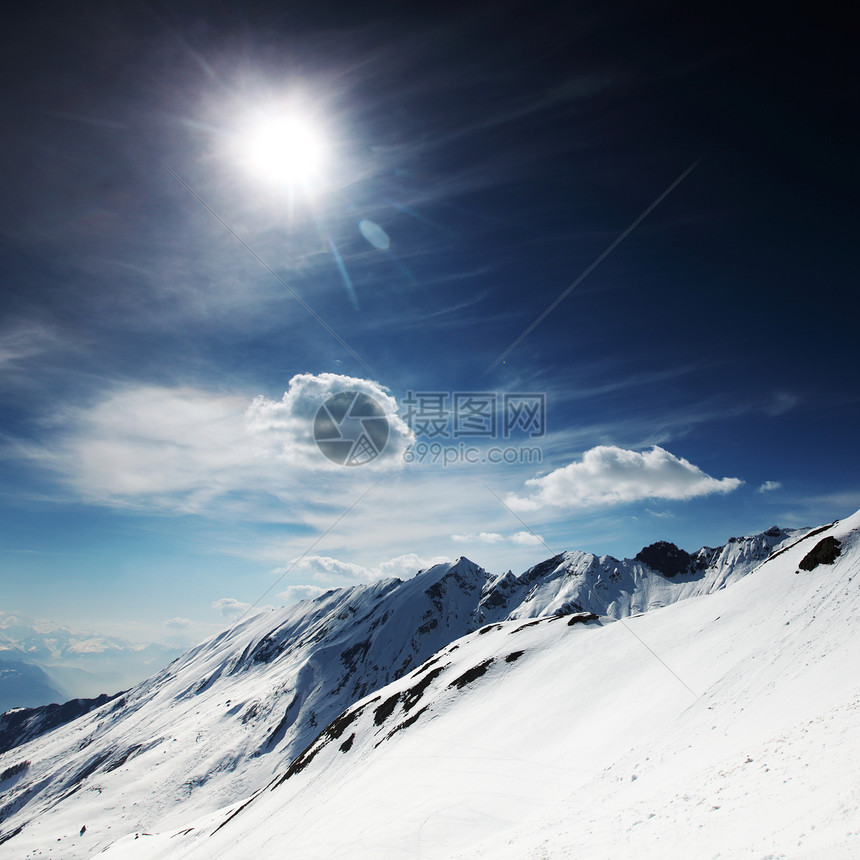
xmin=96 ymin=511 xmax=859 ymax=860
xmin=0 ymin=520 xmax=842 ymax=859
xmin=476 ymin=523 xmax=798 ymax=620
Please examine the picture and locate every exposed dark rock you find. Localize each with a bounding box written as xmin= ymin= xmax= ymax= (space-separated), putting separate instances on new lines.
xmin=373 ymin=693 xmax=400 ymax=725
xmin=0 ymin=826 xmax=23 ymax=846
xmin=478 ymin=623 xmax=503 ymax=635
xmin=523 ymin=555 xmax=566 ymax=582
xmin=0 ymin=760 xmax=29 ymax=781
xmin=767 ymin=522 xmax=836 ymax=562
xmin=799 ymin=536 xmax=842 ymax=571
xmin=276 ymin=698 xmax=379 ymax=785
xmin=416 ymin=617 xmax=439 ymax=636
xmin=411 ymin=653 xmax=445 ymax=677
xmin=401 ymin=666 xmax=446 ymax=712
xmin=692 ymin=546 xmax=721 ymax=570
xmin=66 ymin=751 xmax=113 ymax=789
xmin=327 ymin=701 xmax=375 ymax=740
xmin=510 ymin=618 xmax=545 ymax=634
xmin=448 ymin=659 xmax=494 ymax=690
xmin=249 ymin=631 xmax=289 ymax=665
xmin=339 ymin=639 xmax=371 ymax=673
xmin=104 ymin=744 xmax=143 ymax=773
xmin=381 ymin=705 xmax=428 ymax=744
xmin=481 ymin=589 xmax=508 ymax=609
xmin=635 ymin=541 xmax=692 ymax=577
xmin=504 ymin=651 xmax=524 ymax=663
xmin=567 ymin=612 xmax=599 ymax=626
xmin=0 ymin=692 xmax=120 ymax=755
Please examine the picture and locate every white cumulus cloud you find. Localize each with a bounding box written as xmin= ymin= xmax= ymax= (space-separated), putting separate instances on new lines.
xmin=509 ymin=531 xmax=545 ymax=546
xmin=277 ymin=584 xmax=328 ymax=605
xmin=212 ymin=597 xmax=250 ymax=618
xmin=245 ymin=372 xmax=413 ymax=467
xmin=506 ymin=445 xmax=741 ymax=512
xmin=758 ymin=481 xmax=782 ymax=493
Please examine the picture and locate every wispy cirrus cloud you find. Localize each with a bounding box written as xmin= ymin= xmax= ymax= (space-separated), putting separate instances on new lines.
xmin=16 ymin=373 xmax=412 ymax=510
xmin=506 ymin=445 xmax=742 ymax=512
xmin=0 ymin=323 xmax=65 ymax=372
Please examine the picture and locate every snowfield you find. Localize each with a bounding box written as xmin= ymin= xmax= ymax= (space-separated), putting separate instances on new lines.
xmin=1 ymin=515 xmax=858 ymax=858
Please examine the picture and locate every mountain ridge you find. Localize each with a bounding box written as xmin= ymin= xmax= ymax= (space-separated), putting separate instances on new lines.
xmin=0 ymin=522 xmax=814 ymax=857
xmin=93 ymin=510 xmax=860 ymax=859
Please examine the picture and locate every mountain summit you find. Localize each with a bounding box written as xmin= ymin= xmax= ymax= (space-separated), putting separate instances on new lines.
xmin=2 ymin=519 xmax=849 ymax=859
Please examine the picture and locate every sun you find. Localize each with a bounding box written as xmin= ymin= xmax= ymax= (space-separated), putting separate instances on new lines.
xmin=241 ymin=112 xmax=326 ymax=190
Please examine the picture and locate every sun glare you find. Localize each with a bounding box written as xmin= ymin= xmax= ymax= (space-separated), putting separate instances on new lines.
xmin=242 ymin=113 xmax=326 ymax=190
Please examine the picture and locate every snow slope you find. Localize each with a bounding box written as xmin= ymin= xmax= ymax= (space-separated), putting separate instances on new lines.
xmin=94 ymin=513 xmax=860 ymax=860
xmin=0 ymin=525 xmax=812 ymax=857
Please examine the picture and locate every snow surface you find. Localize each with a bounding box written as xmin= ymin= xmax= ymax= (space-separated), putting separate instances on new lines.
xmin=2 ymin=521 xmax=854 ymax=858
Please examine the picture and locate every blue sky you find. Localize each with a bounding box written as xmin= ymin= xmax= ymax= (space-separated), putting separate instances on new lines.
xmin=1 ymin=1 xmax=858 ymax=657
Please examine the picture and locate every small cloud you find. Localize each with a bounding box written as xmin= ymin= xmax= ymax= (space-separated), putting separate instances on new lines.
xmin=758 ymin=481 xmax=782 ymax=493
xmin=451 ymin=531 xmax=544 ymax=547
xmin=212 ymin=598 xmax=250 ymax=618
xmin=509 ymin=531 xmax=545 ymax=547
xmin=451 ymin=532 xmax=505 ymax=543
xmin=764 ymin=392 xmax=798 ymax=417
xmin=277 ymin=584 xmax=326 ymax=605
xmin=285 ymin=552 xmax=450 ymax=586
xmin=507 ymin=445 xmax=742 ymax=512
xmin=164 ymin=617 xmax=193 ymax=630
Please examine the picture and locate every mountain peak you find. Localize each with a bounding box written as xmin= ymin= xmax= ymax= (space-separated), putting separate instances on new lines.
xmin=0 ymin=516 xmax=832 ymax=858
xmin=634 ymin=541 xmax=693 ymax=577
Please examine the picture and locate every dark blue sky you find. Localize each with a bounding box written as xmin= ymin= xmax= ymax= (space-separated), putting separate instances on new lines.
xmin=1 ymin=1 xmax=857 ymax=647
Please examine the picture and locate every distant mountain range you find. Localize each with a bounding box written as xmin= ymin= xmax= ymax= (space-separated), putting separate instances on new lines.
xmin=0 ymin=662 xmax=64 ymax=714
xmin=0 ymin=613 xmax=186 ymax=709
xmin=2 ymin=516 xmax=857 ymax=859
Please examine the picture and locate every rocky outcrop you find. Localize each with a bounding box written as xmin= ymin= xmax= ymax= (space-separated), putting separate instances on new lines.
xmin=799 ymin=537 xmax=842 ymax=571
xmin=634 ymin=541 xmax=693 ymax=577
